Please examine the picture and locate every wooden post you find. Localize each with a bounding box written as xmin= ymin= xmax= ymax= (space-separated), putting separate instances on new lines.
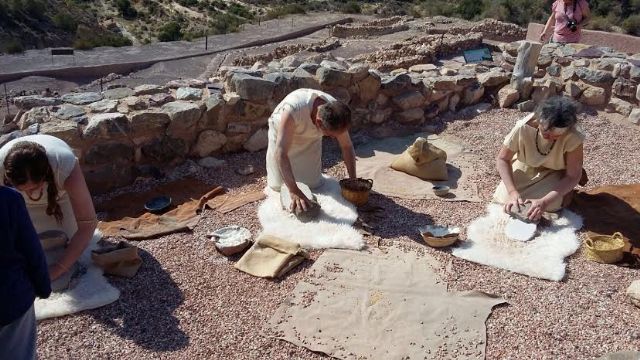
xmin=511 ymin=41 xmax=543 ymax=94
xmin=205 ymin=34 xmax=208 ymax=50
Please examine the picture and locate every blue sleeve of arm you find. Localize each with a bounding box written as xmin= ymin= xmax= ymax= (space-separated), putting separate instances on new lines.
xmin=14 ymin=195 xmax=52 ymax=299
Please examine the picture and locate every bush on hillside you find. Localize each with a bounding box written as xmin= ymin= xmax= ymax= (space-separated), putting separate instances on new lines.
xmin=52 ymin=13 xmax=78 ymax=32
xmin=4 ymin=39 xmax=25 ymax=54
xmin=73 ymin=25 xmax=133 ymax=49
xmin=115 ymin=0 xmax=137 ymax=19
xmin=209 ymin=13 xmax=245 ymax=34
xmin=264 ymin=4 xmax=307 ymax=20
xmin=339 ymin=1 xmax=362 ymax=14
xmin=622 ymin=14 xmax=640 ymax=36
xmin=157 ymin=21 xmax=183 ymax=42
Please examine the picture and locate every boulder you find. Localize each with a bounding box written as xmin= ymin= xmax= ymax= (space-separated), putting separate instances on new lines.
xmin=103 ymin=87 xmax=134 ymax=100
xmin=478 ymin=72 xmax=510 ymax=87
xmin=198 ymin=157 xmax=226 ymax=168
xmin=316 ymin=66 xmax=352 ymax=88
xmin=134 ymin=84 xmax=167 ymax=96
xmin=357 ymin=73 xmax=381 ymax=103
xmin=597 ymin=58 xmax=624 ymax=72
xmin=18 ymin=107 xmax=51 ymax=130
xmin=125 ymin=96 xmax=148 ymax=111
xmin=193 ymin=130 xmax=227 ymax=157
xmin=565 ymin=81 xmax=584 ymax=98
xmin=129 ymin=111 xmax=171 ymax=134
xmin=200 ymin=96 xmax=226 ymax=132
xmin=39 ymin=121 xmax=80 ymax=146
xmin=149 ymin=93 xmax=175 ymax=107
xmin=243 ymin=128 xmax=268 ymax=152
xmin=61 ymin=92 xmax=102 ymax=105
xmin=266 ymin=72 xmax=319 ymax=102
xmin=579 ymin=86 xmax=607 ymax=106
xmin=176 ymin=87 xmax=203 ymax=101
xmin=396 ymin=108 xmax=424 ymax=124
xmin=546 ymin=64 xmax=561 ymax=77
xmin=13 ymin=96 xmax=61 ymax=110
xmin=298 ymin=63 xmax=321 ymax=74
xmin=627 ymin=280 xmax=640 ymax=307
xmin=449 ymin=93 xmax=460 ymax=112
xmin=84 ymin=143 xmax=134 ymax=165
xmin=432 ymin=76 xmax=461 ymax=91
xmin=162 ymin=101 xmax=202 ymax=134
xmin=166 ymin=79 xmax=206 ymax=89
xmin=347 ymin=64 xmax=370 ymax=82
xmin=226 ymin=123 xmax=252 ymax=135
xmin=392 ymin=91 xmax=425 ymax=110
xmin=561 ymin=67 xmax=578 ymax=82
xmin=141 ymin=136 xmax=188 ymax=162
xmin=409 ymin=64 xmax=437 ymax=73
xmin=537 ymin=55 xmax=553 ymax=68
xmin=572 ymin=59 xmax=590 ymax=67
xmin=612 ymin=78 xmax=637 ymax=99
xmin=371 ymin=108 xmax=392 ymax=124
xmin=320 ymin=60 xmax=347 ymax=71
xmin=516 ymin=100 xmax=536 ymax=112
xmin=280 ymin=55 xmax=302 ymax=68
xmin=498 ymin=86 xmax=520 ymax=108
xmin=53 ymin=104 xmax=85 ymax=120
xmin=575 ymin=67 xmax=614 ymax=86
xmin=381 ymin=74 xmax=412 ymax=97
xmin=89 ymin=99 xmax=118 ymax=113
xmin=230 ymin=73 xmax=276 ymax=102
xmin=463 ymin=83 xmax=485 ymax=105
xmin=84 ymin=163 xmax=133 ymax=194
xmin=0 ymin=130 xmax=23 ymax=148
xmin=327 ymin=87 xmax=351 ymax=104
xmin=83 ymin=113 xmax=129 ymax=139
xmin=629 ymin=109 xmax=640 ymax=125
xmin=606 ymin=97 xmax=633 ymax=117
xmin=630 ymin=65 xmax=640 ymax=82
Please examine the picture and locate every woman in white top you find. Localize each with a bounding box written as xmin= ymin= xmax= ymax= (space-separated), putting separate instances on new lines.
xmin=266 ymin=88 xmax=356 ymax=213
xmin=0 ymin=135 xmax=97 ymax=283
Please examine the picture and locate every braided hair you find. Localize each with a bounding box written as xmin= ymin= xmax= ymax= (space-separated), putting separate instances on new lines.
xmin=3 ymin=142 xmax=63 ymax=223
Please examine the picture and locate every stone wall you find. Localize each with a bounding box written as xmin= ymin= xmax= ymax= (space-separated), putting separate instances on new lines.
xmin=3 ymin=41 xmax=638 ymax=194
xmin=331 ymin=16 xmax=410 ymax=38
xmin=423 ymin=18 xmax=526 ymax=43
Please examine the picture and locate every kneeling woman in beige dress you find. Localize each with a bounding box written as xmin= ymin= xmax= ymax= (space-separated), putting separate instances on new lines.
xmin=494 ymin=96 xmax=584 ymax=222
xmin=0 ymin=135 xmax=97 ymax=288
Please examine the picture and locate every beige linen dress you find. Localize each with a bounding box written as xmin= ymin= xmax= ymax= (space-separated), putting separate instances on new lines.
xmin=493 ymin=113 xmax=585 ymax=212
xmin=266 ymin=89 xmax=336 ymax=191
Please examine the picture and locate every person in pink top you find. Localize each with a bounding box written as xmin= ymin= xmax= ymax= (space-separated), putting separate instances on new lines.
xmin=539 ymin=0 xmax=591 ymax=44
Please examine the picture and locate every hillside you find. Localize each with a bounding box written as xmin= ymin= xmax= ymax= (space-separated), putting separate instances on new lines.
xmin=1 ymin=0 xmax=639 ymax=54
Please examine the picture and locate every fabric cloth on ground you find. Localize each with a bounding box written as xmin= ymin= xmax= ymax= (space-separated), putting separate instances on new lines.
xmin=356 ymin=134 xmax=481 ymax=202
xmin=391 ymin=137 xmax=448 ymax=181
xmin=493 ymin=113 xmax=586 ymax=212
xmin=35 ymin=230 xmax=120 ymax=320
xmin=570 ymin=184 xmax=640 ymax=256
xmin=267 ymin=247 xmax=505 ymax=360
xmin=452 ymin=204 xmax=583 ymax=281
xmin=258 ymin=175 xmax=364 ymax=250
xmin=98 ymin=179 xmax=225 ymax=240
xmin=0 ymin=304 xmax=36 ymax=360
xmin=234 ymin=235 xmax=309 ymax=278
xmin=266 ymin=88 xmax=337 ymax=191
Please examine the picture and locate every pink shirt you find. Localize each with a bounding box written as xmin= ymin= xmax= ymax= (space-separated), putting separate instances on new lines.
xmin=552 ymin=0 xmax=589 ymax=43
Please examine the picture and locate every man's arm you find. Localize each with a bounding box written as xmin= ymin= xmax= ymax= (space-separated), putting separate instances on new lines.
xmin=275 ymin=111 xmax=311 ymax=212
xmin=336 ymin=131 xmax=356 ymax=179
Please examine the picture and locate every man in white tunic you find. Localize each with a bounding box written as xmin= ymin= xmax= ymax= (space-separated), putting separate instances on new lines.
xmin=266 ymin=89 xmax=356 ymax=213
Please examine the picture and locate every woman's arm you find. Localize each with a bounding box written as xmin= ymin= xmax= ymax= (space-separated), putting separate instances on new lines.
xmin=335 ymin=131 xmax=356 ymax=179
xmin=275 ymin=111 xmax=312 ymax=213
xmin=540 ymin=12 xmax=556 ymax=42
xmin=49 ymin=162 xmax=97 ymax=280
xmin=496 ymin=146 xmax=523 ymax=212
xmin=544 ymin=144 xmax=583 ymax=205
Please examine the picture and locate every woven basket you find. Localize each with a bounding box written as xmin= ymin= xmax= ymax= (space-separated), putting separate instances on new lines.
xmin=340 ymin=178 xmax=373 ymax=207
xmin=584 ymin=232 xmax=625 ymax=264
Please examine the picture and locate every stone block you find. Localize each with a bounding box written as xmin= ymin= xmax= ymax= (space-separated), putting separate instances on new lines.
xmin=83 ymin=113 xmax=129 ymax=139
xmin=243 ymin=128 xmax=269 ymax=152
xmin=103 ymin=87 xmax=134 ymax=100
xmin=84 ymin=143 xmax=134 ymax=165
xmin=61 ymin=92 xmax=103 ymax=105
xmin=13 ymin=96 xmax=61 ymax=110
xmin=396 ymin=108 xmax=424 ymax=124
xmin=316 ymin=66 xmax=352 ymax=88
xmin=579 ymin=85 xmax=607 ymax=106
xmin=134 ymin=84 xmax=167 ymax=96
xmin=498 ymin=86 xmax=520 ymax=108
xmin=606 ymin=97 xmax=633 ymax=117
xmin=230 ymin=73 xmax=276 ymax=102
xmin=176 ymin=87 xmax=203 ymax=101
xmin=392 ymin=91 xmax=426 ymax=111
xmin=192 ymin=130 xmax=227 ymax=157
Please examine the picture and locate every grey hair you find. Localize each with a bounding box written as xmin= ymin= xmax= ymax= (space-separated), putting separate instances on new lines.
xmin=535 ymin=96 xmax=579 ymax=130
xmin=317 ymin=100 xmax=351 ymax=131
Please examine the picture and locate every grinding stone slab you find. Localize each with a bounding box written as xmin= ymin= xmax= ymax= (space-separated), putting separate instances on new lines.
xmin=508 ymin=202 xmax=540 ymax=224
xmin=505 ymin=218 xmax=538 ymax=242
xmin=280 ymin=182 xmax=321 ymax=222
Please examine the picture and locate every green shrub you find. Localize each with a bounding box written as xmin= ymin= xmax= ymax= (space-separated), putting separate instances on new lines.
xmin=623 ymin=14 xmax=640 ymax=36
xmin=115 ymin=0 xmax=137 ymax=19
xmin=209 ymin=13 xmax=245 ymax=34
xmin=73 ymin=25 xmax=133 ymax=49
xmin=52 ymin=13 xmax=78 ymax=32
xmin=228 ymin=3 xmax=254 ymax=19
xmin=4 ymin=39 xmax=25 ymax=54
xmin=157 ymin=21 xmax=183 ymax=41
xmin=339 ymin=1 xmax=361 ymax=14
xmin=177 ymin=0 xmax=198 ymax=6
xmin=586 ymin=15 xmax=613 ymax=31
xmin=264 ymin=4 xmax=306 ymax=20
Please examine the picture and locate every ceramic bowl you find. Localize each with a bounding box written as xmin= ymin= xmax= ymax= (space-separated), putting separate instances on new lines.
xmin=144 ymin=196 xmax=172 ymax=213
xmin=432 ymin=185 xmax=450 ymax=197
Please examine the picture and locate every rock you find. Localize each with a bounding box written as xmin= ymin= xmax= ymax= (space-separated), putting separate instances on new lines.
xmin=381 ymin=74 xmax=412 ymax=97
xmin=223 ymin=92 xmax=241 ymax=106
xmin=193 ymin=130 xmax=227 ymax=157
xmin=410 ymin=64 xmax=437 ymax=73
xmin=230 ymin=73 xmax=276 ymax=102
xmin=430 ymin=89 xmax=450 ymax=102
xmin=572 ymin=59 xmax=590 ymax=67
xmin=565 ymin=81 xmax=584 ymax=98
xmin=389 ymin=68 xmax=407 ymax=76
xmin=226 ymin=123 xmax=252 ymax=134
xmin=141 ymin=136 xmax=188 ymax=162
xmin=103 ymin=87 xmax=134 ymax=100
xmin=555 ymin=45 xmax=576 ymax=57
xmin=317 ymin=66 xmax=352 ymax=88
xmin=200 ymin=96 xmax=225 ymax=132
xmin=498 ymin=86 xmax=520 ymax=108
xmin=612 ymin=78 xmax=637 ymax=99
xmin=627 ymin=280 xmax=640 ymax=307
xmin=637 ymin=86 xmax=640 ymax=102
xmin=503 ymin=41 xmax=521 ymax=57
xmin=53 ymin=104 xmax=85 ymax=120
xmin=280 ymin=182 xmax=320 ymax=222
xmin=84 ymin=143 xmax=134 ymax=165
xmin=267 ymin=61 xmax=282 ymax=71
xmin=392 ymin=91 xmax=425 ymax=111
xmin=84 ymin=163 xmax=133 ymax=193
xmin=243 ymin=128 xmax=268 ymax=152
xmin=517 ymin=100 xmax=536 ymax=112
xmin=89 ymin=99 xmax=118 ymax=113
xmin=537 ymin=55 xmax=553 ymax=68
xmin=162 ymin=101 xmax=202 ymax=134
xmin=327 ymin=87 xmax=350 ymax=104
xmin=39 ymin=121 xmax=80 ymax=145
xmin=613 ymin=63 xmax=632 ymax=79
xmin=198 ymin=157 xmax=226 ymax=168
xmin=18 ymin=107 xmax=51 ymax=130
xmin=83 ymin=113 xmax=129 ymax=139
xmin=396 ymin=108 xmax=424 ymax=124
xmin=432 ymin=76 xmax=462 ymax=91
xmin=236 ymin=165 xmax=254 ymax=176
xmin=439 ymin=67 xmax=458 ymax=76
xmin=265 ymin=72 xmax=320 ymax=102
xmin=629 ymin=109 xmax=640 ymax=125
xmin=575 ymin=67 xmax=614 ymax=86
xmin=13 ymin=96 xmax=61 ymax=110
xmin=298 ymin=63 xmax=321 ymax=74
xmin=166 ymin=79 xmax=206 ymax=89
xmin=25 ymin=123 xmax=39 ymax=135
xmin=630 ymin=66 xmax=640 ymax=82
xmin=376 ymin=93 xmax=389 ymax=106
xmin=176 ymin=87 xmax=203 ymax=101
xmin=357 ymin=74 xmax=381 ymax=103
xmin=449 ymin=93 xmax=460 ymax=112
xmin=347 ymin=64 xmax=370 ymax=82
xmin=281 ymin=55 xmax=302 ymax=68
xmin=0 ymin=130 xmax=23 ymax=148
xmin=129 ymin=111 xmax=171 ymax=134
xmin=547 ymin=64 xmax=561 ymax=77
xmin=370 ymin=108 xmax=392 ymax=124
xmin=478 ymin=72 xmax=510 ymax=87
xmin=531 ymin=81 xmax=551 ymax=103
xmin=561 ymin=67 xmax=578 ymax=81
xmin=320 ymin=60 xmax=347 ymax=71
xmin=597 ymin=58 xmax=624 ymax=72
xmin=579 ymin=86 xmax=607 ymax=106
xmin=521 ymin=77 xmax=534 ymax=100
xmin=125 ymin=96 xmax=148 ymax=111
xmin=61 ymin=92 xmax=102 ymax=105
xmin=134 ymin=84 xmax=167 ymax=96
xmin=149 ymin=93 xmax=175 ymax=107
xmin=251 ymin=61 xmax=267 ymax=71
xmin=606 ymin=97 xmax=633 ymax=117
xmin=463 ymin=83 xmax=485 ymax=105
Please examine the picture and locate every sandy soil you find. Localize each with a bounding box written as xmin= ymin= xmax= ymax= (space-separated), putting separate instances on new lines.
xmin=36 ymin=107 xmax=640 ymax=359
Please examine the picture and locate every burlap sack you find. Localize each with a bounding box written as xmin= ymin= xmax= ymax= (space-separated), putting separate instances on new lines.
xmin=235 ymin=235 xmax=309 ymax=278
xmin=92 ymin=242 xmax=142 ymax=278
xmin=391 ymin=137 xmax=449 ymax=181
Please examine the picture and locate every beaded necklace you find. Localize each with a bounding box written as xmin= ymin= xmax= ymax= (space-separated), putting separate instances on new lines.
xmin=535 ymin=128 xmax=556 ymax=156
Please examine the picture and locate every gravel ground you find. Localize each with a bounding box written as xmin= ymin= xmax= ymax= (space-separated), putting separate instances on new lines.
xmin=37 ymin=108 xmax=640 ymax=359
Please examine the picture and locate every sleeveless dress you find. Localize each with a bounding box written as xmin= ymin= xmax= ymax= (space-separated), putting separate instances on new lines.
xmin=493 ymin=113 xmax=586 ymax=212
xmin=266 ymin=89 xmax=336 ymax=191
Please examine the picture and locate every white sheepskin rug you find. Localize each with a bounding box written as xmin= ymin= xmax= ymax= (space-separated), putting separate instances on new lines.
xmin=258 ymin=175 xmax=364 ymax=250
xmin=35 ymin=231 xmax=120 ymax=320
xmin=452 ymin=204 xmax=583 ymax=281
